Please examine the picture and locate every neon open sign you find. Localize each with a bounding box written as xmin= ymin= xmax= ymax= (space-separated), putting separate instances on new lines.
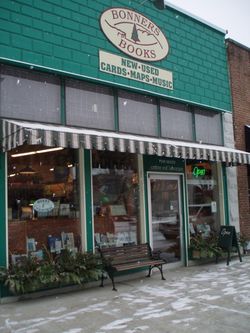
xmin=192 ymin=166 xmax=206 ymax=177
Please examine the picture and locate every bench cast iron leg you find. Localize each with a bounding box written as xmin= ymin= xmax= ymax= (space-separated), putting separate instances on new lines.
xmin=215 ymin=253 xmax=219 ymax=264
xmin=146 ymin=265 xmax=166 ymax=280
xmin=111 ymin=277 xmax=117 ymax=291
xmin=157 ymin=264 xmax=166 ymax=280
xmin=227 ymin=250 xmax=231 ymax=266
xmin=107 ymin=272 xmax=117 ymax=291
xmin=146 ymin=266 xmax=152 ymax=278
xmin=100 ymin=272 xmax=104 ymax=287
xmin=237 ymin=245 xmax=243 ymax=263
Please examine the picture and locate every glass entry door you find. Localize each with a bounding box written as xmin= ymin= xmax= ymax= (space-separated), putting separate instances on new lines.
xmin=148 ymin=174 xmax=182 ymax=263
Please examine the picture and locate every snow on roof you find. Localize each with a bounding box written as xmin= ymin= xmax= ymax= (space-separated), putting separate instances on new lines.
xmin=164 ymin=1 xmax=226 ymax=34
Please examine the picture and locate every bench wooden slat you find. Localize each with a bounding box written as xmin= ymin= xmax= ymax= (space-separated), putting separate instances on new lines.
xmin=99 ymin=243 xmax=167 ymax=290
xmin=114 ymin=260 xmax=166 ymax=272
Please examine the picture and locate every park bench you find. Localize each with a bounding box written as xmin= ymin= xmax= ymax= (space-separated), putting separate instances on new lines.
xmin=99 ymin=243 xmax=167 ymax=290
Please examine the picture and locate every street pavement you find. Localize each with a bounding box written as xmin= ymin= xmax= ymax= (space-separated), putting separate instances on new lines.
xmin=0 ymin=256 xmax=250 ymax=333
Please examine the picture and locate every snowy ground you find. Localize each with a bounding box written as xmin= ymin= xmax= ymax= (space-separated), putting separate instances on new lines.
xmin=0 ymin=256 xmax=250 ymax=333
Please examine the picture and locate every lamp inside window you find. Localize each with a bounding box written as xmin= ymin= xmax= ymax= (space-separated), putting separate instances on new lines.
xmin=19 ymin=166 xmax=36 ymax=175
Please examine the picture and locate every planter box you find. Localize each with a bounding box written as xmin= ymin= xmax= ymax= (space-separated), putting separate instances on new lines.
xmin=189 ymin=249 xmax=217 ymax=260
xmin=191 ymin=250 xmax=202 ymax=259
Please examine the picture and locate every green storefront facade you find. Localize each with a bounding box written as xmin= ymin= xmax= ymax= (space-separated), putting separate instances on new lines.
xmin=0 ymin=0 xmax=248 ymax=296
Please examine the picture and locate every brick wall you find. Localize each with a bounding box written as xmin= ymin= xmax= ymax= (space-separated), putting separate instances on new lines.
xmin=227 ymin=40 xmax=250 ymax=237
xmin=0 ymin=0 xmax=231 ymax=111
xmin=8 ymin=217 xmax=81 ymax=254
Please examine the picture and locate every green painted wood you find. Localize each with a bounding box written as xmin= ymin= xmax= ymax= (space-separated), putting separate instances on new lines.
xmin=220 ymin=112 xmax=225 ymax=146
xmin=113 ymin=88 xmax=119 ymax=132
xmin=0 ymin=0 xmax=231 ymax=112
xmin=84 ymin=149 xmax=93 ymax=251
xmin=190 ymin=105 xmax=196 ymax=142
xmin=0 ymin=153 xmax=6 ymax=267
xmin=181 ymin=173 xmax=189 ymax=267
xmin=157 ymin=99 xmax=162 ymax=138
xmin=60 ymin=77 xmax=66 ymax=126
xmin=143 ymin=155 xmax=186 ymax=245
xmin=143 ymin=171 xmax=150 ymax=243
xmin=222 ymin=165 xmax=230 ymax=226
xmin=143 ymin=155 xmax=185 ymax=173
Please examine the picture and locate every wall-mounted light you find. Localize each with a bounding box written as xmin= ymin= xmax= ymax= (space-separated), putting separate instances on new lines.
xmin=153 ymin=0 xmax=165 ymax=10
xmin=140 ymin=0 xmax=165 ymax=10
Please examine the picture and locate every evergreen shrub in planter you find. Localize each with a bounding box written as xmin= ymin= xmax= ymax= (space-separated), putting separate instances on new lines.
xmin=189 ymin=233 xmax=222 ymax=260
xmin=0 ymin=248 xmax=102 ymax=295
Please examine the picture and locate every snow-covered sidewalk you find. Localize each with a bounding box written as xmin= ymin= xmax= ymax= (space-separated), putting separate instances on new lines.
xmin=0 ymin=257 xmax=250 ymax=333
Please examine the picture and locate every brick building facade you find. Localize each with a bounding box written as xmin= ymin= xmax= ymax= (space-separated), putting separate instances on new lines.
xmin=227 ymin=40 xmax=250 ymax=237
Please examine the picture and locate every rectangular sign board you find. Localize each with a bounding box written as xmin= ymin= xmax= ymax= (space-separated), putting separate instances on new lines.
xmin=99 ymin=50 xmax=173 ymax=90
xmin=217 ymin=226 xmax=242 ymax=265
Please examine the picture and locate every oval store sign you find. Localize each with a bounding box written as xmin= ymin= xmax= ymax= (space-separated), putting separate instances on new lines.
xmin=33 ymin=198 xmax=54 ymax=213
xmin=100 ymin=8 xmax=169 ymax=62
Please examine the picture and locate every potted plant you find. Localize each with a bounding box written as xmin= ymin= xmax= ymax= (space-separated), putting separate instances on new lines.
xmin=189 ymin=233 xmax=222 ymax=260
xmin=238 ymin=233 xmax=250 ymax=255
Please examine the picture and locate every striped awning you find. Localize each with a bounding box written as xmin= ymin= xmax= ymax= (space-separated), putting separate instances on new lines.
xmin=2 ymin=119 xmax=250 ymax=165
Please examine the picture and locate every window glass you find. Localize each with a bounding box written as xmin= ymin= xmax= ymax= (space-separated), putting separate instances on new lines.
xmin=195 ymin=108 xmax=222 ymax=145
xmin=118 ymin=90 xmax=158 ymax=136
xmin=186 ymin=161 xmax=221 ymax=238
xmin=160 ymin=100 xmax=193 ymax=140
xmin=66 ymin=79 xmax=115 ymax=130
xmin=0 ymin=65 xmax=60 ymax=123
xmin=92 ymin=150 xmax=140 ymax=248
xmin=150 ymin=176 xmax=181 ymax=262
xmin=8 ymin=145 xmax=81 ymax=262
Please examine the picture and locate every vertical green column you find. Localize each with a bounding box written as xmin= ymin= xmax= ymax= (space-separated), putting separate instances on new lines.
xmin=220 ymin=113 xmax=225 ymax=146
xmin=222 ymin=165 xmax=230 ymax=226
xmin=142 ymin=155 xmax=150 ymax=243
xmin=60 ymin=78 xmax=66 ymax=126
xmin=113 ymin=89 xmax=119 ymax=132
xmin=157 ymin=99 xmax=161 ymax=138
xmin=181 ymin=173 xmax=189 ymax=266
xmin=143 ymin=169 xmax=150 ymax=243
xmin=0 ymin=152 xmax=6 ymax=268
xmin=190 ymin=106 xmax=196 ymax=142
xmin=84 ymin=149 xmax=94 ymax=251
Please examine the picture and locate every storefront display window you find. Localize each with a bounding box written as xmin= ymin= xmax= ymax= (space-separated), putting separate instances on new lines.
xmin=8 ymin=145 xmax=81 ymax=263
xmin=92 ymin=150 xmax=140 ymax=248
xmin=186 ymin=161 xmax=221 ymax=238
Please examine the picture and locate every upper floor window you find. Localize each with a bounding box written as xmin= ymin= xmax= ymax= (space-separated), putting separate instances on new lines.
xmin=195 ymin=108 xmax=222 ymax=145
xmin=0 ymin=64 xmax=224 ymax=146
xmin=160 ymin=100 xmax=193 ymax=141
xmin=66 ymin=79 xmax=115 ymax=131
xmin=118 ymin=90 xmax=158 ymax=136
xmin=0 ymin=64 xmax=61 ymax=123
